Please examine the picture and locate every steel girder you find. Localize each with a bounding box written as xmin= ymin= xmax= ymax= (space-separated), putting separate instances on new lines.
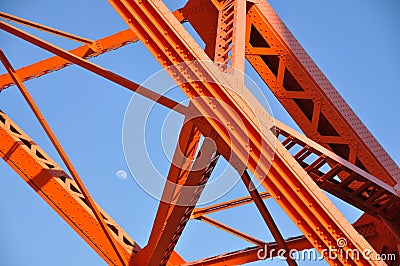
xmin=0 ymin=20 xmax=187 ymax=114
xmin=186 ymin=236 xmax=311 ymax=265
xmin=273 ymin=120 xmax=400 ymax=220
xmin=0 ymin=27 xmax=136 ymax=90
xmin=0 ymin=110 xmax=183 ymax=265
xmin=191 ymin=191 xmax=271 ymax=218
xmin=180 ymin=0 xmax=399 ymax=199
xmin=0 ymin=0 xmax=398 ymax=265
xmin=0 ymin=9 xmax=184 ymax=91
xmin=107 ymin=0 xmax=383 ymax=264
xmin=244 ymin=1 xmax=399 ymax=186
xmin=187 ymin=215 xmax=400 ymax=265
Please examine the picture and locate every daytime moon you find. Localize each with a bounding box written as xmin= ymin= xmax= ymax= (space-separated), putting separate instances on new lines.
xmin=115 ymin=170 xmax=128 ymax=180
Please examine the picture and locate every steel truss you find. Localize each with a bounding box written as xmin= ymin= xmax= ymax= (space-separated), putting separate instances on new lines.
xmin=0 ymin=0 xmax=399 ymax=265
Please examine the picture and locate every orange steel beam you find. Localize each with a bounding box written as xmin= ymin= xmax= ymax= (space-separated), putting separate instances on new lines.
xmin=3 ymin=1 xmax=396 ymax=265
xmin=190 ymin=124 xmax=400 ymax=262
xmin=191 ymin=118 xmax=399 ymax=253
xmin=0 ymin=21 xmax=187 ymax=114
xmin=134 ymin=120 xmax=219 ymax=265
xmin=110 ymin=0 xmax=380 ymax=264
xmin=187 ymin=218 xmax=396 ymax=266
xmin=273 ymin=119 xmax=400 ymax=252
xmin=0 ymin=28 xmax=136 ymax=90
xmin=191 ymin=191 xmax=271 ymax=219
xmin=0 ymin=12 xmax=94 ymax=44
xmin=0 ymin=50 xmax=127 ymax=266
xmin=0 ymin=110 xmax=138 ymax=264
xmin=186 ymin=236 xmax=311 ymax=265
xmin=0 ymin=111 xmax=185 ymax=266
xmin=107 ymin=0 xmax=380 ymax=264
xmin=180 ymin=0 xmax=399 ymax=251
xmin=1 ymin=14 xmax=390 ymax=262
xmin=214 ymin=0 xmax=246 ymax=76
xmin=192 ymin=166 xmax=398 ymax=263
xmin=192 ymin=203 xmax=399 ymax=264
xmin=0 ymin=10 xmax=184 ymax=91
xmin=230 ymin=0 xmax=246 ymax=74
xmin=245 ymin=2 xmax=399 ymax=186
xmin=134 ymin=120 xmax=202 ymax=264
xmin=273 ymin=120 xmax=400 ymax=221
xmin=196 ymin=215 xmax=266 ymax=247
xmin=180 ymin=0 xmax=220 ymax=59
xmin=241 ymin=171 xmax=297 ymax=265
xmin=353 ymin=214 xmax=400 ymax=265
xmin=194 ymin=216 xmax=399 ymax=265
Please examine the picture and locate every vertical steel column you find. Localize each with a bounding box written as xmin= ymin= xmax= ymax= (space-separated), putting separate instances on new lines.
xmin=230 ymin=0 xmax=246 ymax=74
xmin=214 ymin=0 xmax=246 ymax=83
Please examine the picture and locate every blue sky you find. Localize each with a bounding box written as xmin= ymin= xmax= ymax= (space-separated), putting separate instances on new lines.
xmin=0 ymin=0 xmax=399 ymax=265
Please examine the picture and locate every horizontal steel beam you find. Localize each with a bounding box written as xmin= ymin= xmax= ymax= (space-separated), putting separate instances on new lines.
xmin=191 ymin=191 xmax=271 ymax=219
xmin=186 ymin=236 xmax=311 ymax=265
xmin=187 ymin=217 xmax=392 ymax=265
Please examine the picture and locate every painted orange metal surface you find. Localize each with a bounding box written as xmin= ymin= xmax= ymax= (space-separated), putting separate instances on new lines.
xmin=191 ymin=191 xmax=271 ymax=218
xmin=184 ymin=0 xmax=399 ymax=187
xmin=0 ymin=49 xmax=127 ymax=266
xmin=214 ymin=0 xmax=246 ymax=74
xmin=353 ymin=214 xmax=400 ymax=265
xmin=0 ymin=28 xmax=136 ymax=90
xmin=0 ymin=21 xmax=186 ymax=114
xmin=0 ymin=9 xmax=184 ymax=91
xmin=245 ymin=1 xmax=399 ymax=186
xmin=240 ymin=171 xmax=297 ymax=265
xmin=186 ymin=236 xmax=311 ymax=265
xmin=0 ymin=110 xmax=138 ymax=265
xmin=0 ymin=12 xmax=94 ymax=44
xmin=273 ymin=119 xmax=400 ymax=220
xmin=0 ymin=0 xmax=399 ymax=265
xmin=133 ymin=120 xmax=219 ymax=265
xmin=107 ymin=0 xmax=383 ymax=264
xmin=187 ymin=215 xmax=397 ymax=265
